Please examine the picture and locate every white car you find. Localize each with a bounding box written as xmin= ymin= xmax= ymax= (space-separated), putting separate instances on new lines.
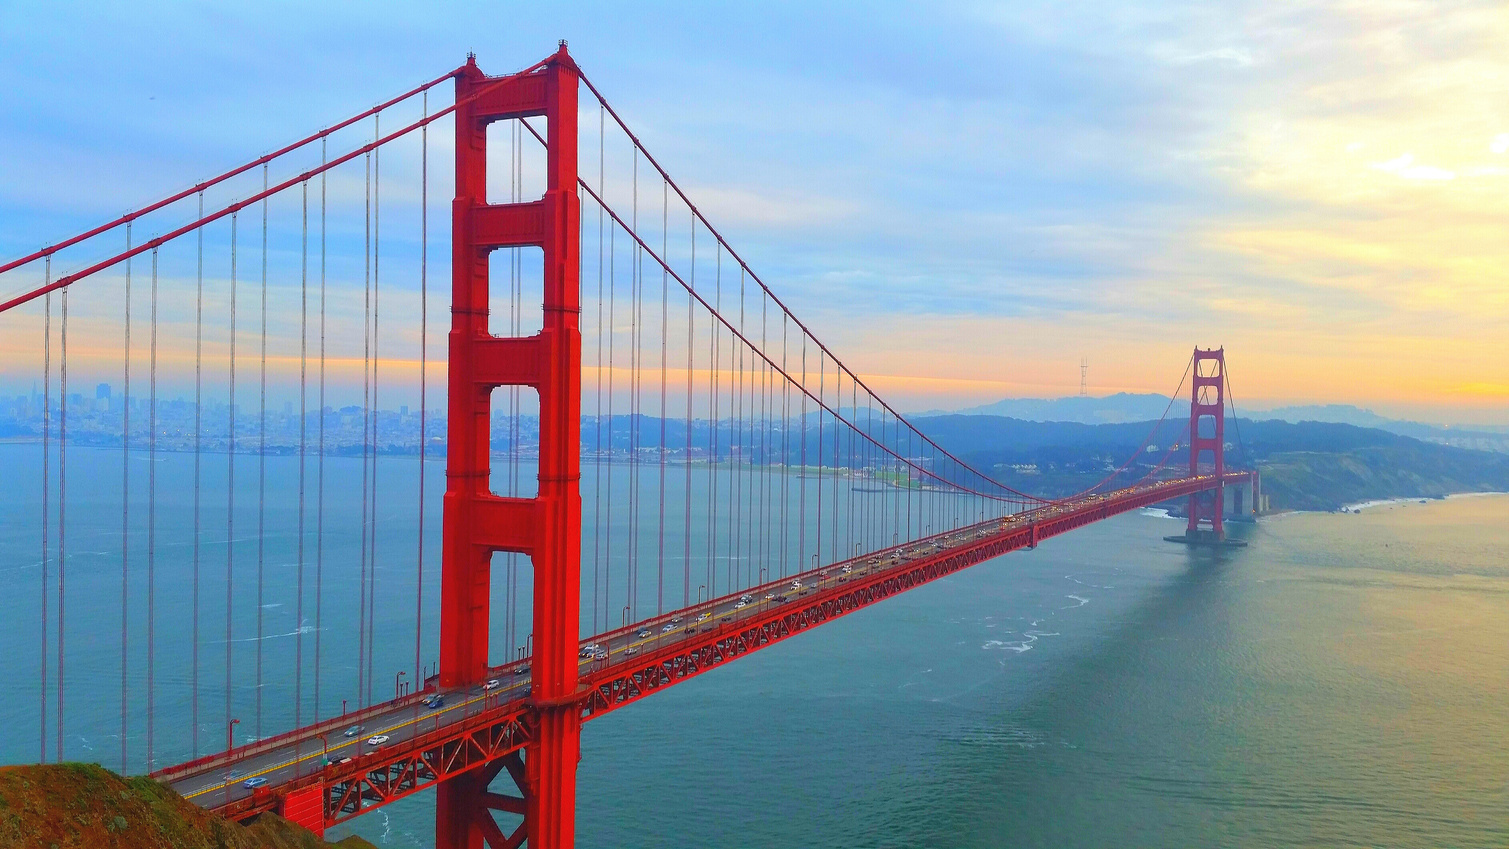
xmin=734 ymin=601 xmax=748 ymax=609
xmin=624 ymin=646 xmax=640 ymax=656
xmin=697 ymin=612 xmax=711 ymax=622
xmin=661 ymin=622 xmax=676 ymax=633
xmin=483 ymin=679 xmax=501 ymax=690
xmin=841 ymin=565 xmax=852 ymax=574
xmin=366 ymin=735 xmax=389 ymax=746
xmin=764 ymin=593 xmax=776 ymax=601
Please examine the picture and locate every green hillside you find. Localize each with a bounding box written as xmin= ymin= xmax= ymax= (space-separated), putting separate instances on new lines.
xmin=0 ymin=763 xmax=374 ymax=849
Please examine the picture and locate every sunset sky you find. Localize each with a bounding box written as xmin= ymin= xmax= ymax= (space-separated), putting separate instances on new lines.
xmin=2 ymin=2 xmax=1505 ymax=424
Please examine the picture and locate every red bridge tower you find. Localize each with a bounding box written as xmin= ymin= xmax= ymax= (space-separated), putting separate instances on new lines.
xmin=439 ymin=46 xmax=582 ymax=849
xmin=1185 ymin=347 xmax=1226 ymax=541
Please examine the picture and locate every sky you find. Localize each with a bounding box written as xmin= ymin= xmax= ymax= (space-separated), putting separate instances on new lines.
xmin=1 ymin=1 xmax=1506 ymax=424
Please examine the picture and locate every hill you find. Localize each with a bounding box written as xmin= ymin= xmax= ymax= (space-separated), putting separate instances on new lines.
xmin=0 ymin=763 xmax=373 ymax=849
xmin=911 ymin=415 xmax=1509 ymax=512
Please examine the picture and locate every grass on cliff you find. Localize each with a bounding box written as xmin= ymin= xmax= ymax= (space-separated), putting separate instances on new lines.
xmin=0 ymin=763 xmax=375 ymax=849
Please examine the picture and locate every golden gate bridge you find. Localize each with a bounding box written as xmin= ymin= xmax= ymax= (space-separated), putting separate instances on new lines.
xmin=0 ymin=45 xmax=1255 ymax=848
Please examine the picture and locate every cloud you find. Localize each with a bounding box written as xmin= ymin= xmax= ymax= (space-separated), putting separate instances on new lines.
xmin=1153 ymin=46 xmax=1255 ymax=67
xmin=2 ymin=1 xmax=1508 ymax=423
xmin=1371 ymin=153 xmax=1454 ymax=180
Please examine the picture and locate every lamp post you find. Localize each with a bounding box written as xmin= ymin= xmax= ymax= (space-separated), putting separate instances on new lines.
xmin=396 ymin=670 xmax=407 ymax=699
xmin=226 ymin=718 xmax=240 ymax=755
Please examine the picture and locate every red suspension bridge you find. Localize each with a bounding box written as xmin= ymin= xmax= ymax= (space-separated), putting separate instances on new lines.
xmin=0 ymin=46 xmax=1257 ymax=848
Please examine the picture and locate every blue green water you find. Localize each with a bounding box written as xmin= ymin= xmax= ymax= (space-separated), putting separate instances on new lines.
xmin=345 ymin=494 xmax=1509 ymax=847
xmin=2 ymin=441 xmax=1506 ymax=846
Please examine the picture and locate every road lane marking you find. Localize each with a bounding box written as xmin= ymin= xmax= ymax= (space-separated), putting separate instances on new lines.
xmin=180 ymin=685 xmax=521 ymax=800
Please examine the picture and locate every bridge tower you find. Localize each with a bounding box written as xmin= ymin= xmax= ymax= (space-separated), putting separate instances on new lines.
xmin=1185 ymin=347 xmax=1226 ymax=541
xmin=439 ymin=46 xmax=581 ymax=849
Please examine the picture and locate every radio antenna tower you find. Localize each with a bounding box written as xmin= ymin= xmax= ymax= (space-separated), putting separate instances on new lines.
xmin=1080 ymin=356 xmax=1088 ymax=396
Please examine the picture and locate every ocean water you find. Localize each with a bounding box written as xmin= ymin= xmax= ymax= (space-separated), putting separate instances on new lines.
xmin=2 ymin=440 xmax=1506 ymax=847
xmin=337 ymin=494 xmax=1509 ymax=848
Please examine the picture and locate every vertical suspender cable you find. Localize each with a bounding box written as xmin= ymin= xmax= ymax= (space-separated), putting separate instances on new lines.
xmin=369 ymin=113 xmax=382 ymax=705
xmin=657 ymin=181 xmax=667 ymax=614
xmin=226 ymin=211 xmax=238 ymax=751
xmin=358 ymin=146 xmax=371 ymax=708
xmin=315 ymin=140 xmax=327 ymax=720
xmin=121 ymin=223 xmax=132 ymax=773
xmin=798 ymin=335 xmax=806 ymax=579
xmin=147 ymin=247 xmax=159 ymax=769
xmin=816 ymin=351 xmax=824 ymax=572
xmin=415 ymin=92 xmax=428 ymax=682
xmin=592 ymin=104 xmax=604 ymax=636
xmin=57 ymin=286 xmax=68 ymax=763
xmin=604 ymin=186 xmax=615 ymax=634
xmin=734 ymin=269 xmax=745 ymax=591
xmin=40 ymin=275 xmax=51 ymax=764
xmin=192 ymin=191 xmax=204 ymax=756
xmin=628 ymin=148 xmax=640 ymax=621
xmin=779 ymin=315 xmax=789 ymax=579
xmin=709 ymin=237 xmax=720 ymax=597
xmin=297 ymin=180 xmax=309 ymax=729
xmin=683 ymin=213 xmax=693 ymax=610
xmin=257 ymin=164 xmax=268 ymax=738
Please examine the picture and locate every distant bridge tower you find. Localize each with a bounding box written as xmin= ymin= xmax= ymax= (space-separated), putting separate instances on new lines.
xmin=1080 ymin=356 xmax=1088 ymax=396
xmin=1186 ymin=347 xmax=1225 ymax=541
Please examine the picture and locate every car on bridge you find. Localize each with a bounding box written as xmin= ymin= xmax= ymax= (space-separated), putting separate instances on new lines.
xmin=483 ymin=679 xmax=501 ymax=690
xmin=343 ymin=725 xmax=364 ymax=737
xmin=366 ymin=735 xmax=390 ymax=746
xmin=637 ymin=628 xmax=652 ymax=638
xmin=243 ymin=776 xmax=268 ymax=789
xmin=423 ymin=695 xmax=445 ymax=710
xmin=661 ymin=623 xmax=676 ymax=633
xmin=734 ymin=600 xmax=748 ymax=609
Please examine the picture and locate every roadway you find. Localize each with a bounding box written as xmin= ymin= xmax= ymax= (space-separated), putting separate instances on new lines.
xmin=166 ymin=511 xmax=1024 ymax=808
xmin=164 ymin=474 xmax=1243 ymax=812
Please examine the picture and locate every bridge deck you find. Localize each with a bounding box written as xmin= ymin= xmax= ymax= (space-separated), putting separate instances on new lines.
xmin=154 ymin=472 xmax=1249 ymax=826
